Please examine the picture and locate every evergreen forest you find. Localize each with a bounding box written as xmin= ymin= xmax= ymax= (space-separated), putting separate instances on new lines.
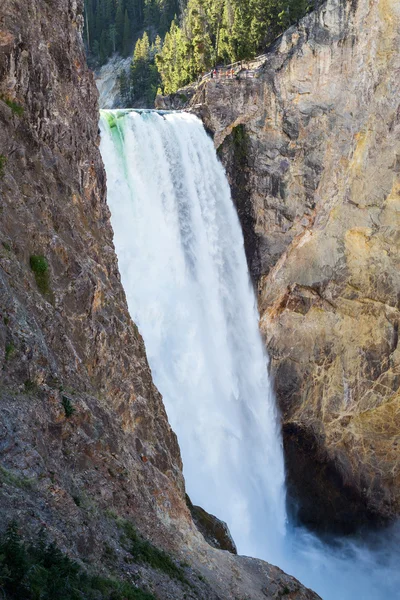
xmin=84 ymin=0 xmax=317 ymax=104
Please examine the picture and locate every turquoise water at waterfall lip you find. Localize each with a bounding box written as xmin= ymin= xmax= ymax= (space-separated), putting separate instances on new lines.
xmin=99 ymin=109 xmax=400 ymax=600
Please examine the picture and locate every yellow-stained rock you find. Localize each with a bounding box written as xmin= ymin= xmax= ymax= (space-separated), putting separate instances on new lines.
xmin=191 ymin=0 xmax=400 ymax=531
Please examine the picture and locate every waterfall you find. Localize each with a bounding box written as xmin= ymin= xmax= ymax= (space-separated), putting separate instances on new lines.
xmin=99 ymin=109 xmax=286 ymax=559
xmin=100 ymin=109 xmax=400 ymax=600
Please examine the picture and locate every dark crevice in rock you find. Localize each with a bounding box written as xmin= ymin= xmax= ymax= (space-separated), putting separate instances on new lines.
xmin=283 ymin=422 xmax=391 ymax=535
xmin=217 ymin=124 xmax=262 ymax=284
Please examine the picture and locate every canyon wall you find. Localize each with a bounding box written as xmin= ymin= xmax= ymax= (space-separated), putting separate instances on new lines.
xmin=0 ymin=0 xmax=320 ymax=598
xmin=191 ymin=0 xmax=400 ymax=533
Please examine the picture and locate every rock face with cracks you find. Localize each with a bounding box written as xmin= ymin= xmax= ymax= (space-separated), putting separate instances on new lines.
xmin=0 ymin=0 xmax=320 ymax=598
xmin=190 ymin=0 xmax=400 ymax=533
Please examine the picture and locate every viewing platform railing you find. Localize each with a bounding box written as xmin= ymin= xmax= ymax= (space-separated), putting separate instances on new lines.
xmin=201 ymin=53 xmax=269 ymax=82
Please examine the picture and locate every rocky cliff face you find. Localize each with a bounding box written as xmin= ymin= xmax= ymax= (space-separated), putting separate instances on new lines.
xmin=0 ymin=1 xmax=319 ymax=598
xmin=95 ymin=55 xmax=131 ymax=109
xmin=191 ymin=0 xmax=400 ymax=533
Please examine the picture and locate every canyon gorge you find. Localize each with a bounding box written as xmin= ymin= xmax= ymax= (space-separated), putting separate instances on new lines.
xmin=1 ymin=0 xmax=399 ymax=598
xmin=180 ymin=0 xmax=400 ymax=536
xmin=0 ymin=0 xmax=319 ymax=598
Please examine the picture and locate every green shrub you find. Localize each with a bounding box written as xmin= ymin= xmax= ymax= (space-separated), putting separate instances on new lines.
xmin=0 ymin=522 xmax=156 ymax=599
xmin=24 ymin=379 xmax=39 ymax=393
xmin=0 ymin=155 xmax=6 ymax=179
xmin=2 ymin=241 xmax=11 ymax=251
xmin=121 ymin=521 xmax=188 ymax=584
xmin=0 ymin=467 xmax=33 ymax=490
xmin=29 ymin=255 xmax=51 ymax=296
xmin=5 ymin=342 xmax=15 ymax=361
xmin=29 ymin=255 xmax=48 ymax=275
xmin=62 ymin=396 xmax=75 ymax=418
xmin=0 ymin=95 xmax=24 ymax=116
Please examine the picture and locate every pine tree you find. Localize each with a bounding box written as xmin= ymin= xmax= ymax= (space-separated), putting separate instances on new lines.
xmin=99 ymin=29 xmax=109 ymax=62
xmin=156 ymin=20 xmax=191 ymax=94
xmin=105 ymin=0 xmax=116 ymax=22
xmin=144 ymin=0 xmax=159 ymax=29
xmin=111 ymin=25 xmax=117 ymax=51
xmin=122 ymin=9 xmax=131 ymax=56
xmin=83 ymin=0 xmax=313 ymax=83
xmin=115 ymin=0 xmax=125 ymax=53
xmin=153 ymin=34 xmax=163 ymax=55
xmin=130 ymin=32 xmax=161 ymax=105
xmin=0 ymin=522 xmax=29 ymax=597
xmin=186 ymin=0 xmax=213 ymax=73
xmin=119 ymin=69 xmax=130 ymax=103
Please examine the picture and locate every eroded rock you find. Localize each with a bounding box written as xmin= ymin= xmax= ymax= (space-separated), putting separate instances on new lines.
xmin=191 ymin=0 xmax=400 ymax=532
xmin=186 ymin=494 xmax=237 ymax=554
xmin=0 ymin=0 xmax=320 ymax=597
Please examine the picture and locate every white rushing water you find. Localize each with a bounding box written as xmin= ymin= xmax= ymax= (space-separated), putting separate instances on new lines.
xmin=100 ymin=110 xmax=400 ymax=600
xmin=99 ymin=109 xmax=286 ymax=559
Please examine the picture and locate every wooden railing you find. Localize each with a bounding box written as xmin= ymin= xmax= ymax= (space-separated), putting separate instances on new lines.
xmin=201 ymin=53 xmax=269 ymax=82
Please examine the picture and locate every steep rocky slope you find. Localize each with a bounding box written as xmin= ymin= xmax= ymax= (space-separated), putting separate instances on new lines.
xmin=189 ymin=0 xmax=400 ymax=533
xmin=0 ymin=0 xmax=320 ymax=598
xmin=95 ymin=55 xmax=130 ymax=109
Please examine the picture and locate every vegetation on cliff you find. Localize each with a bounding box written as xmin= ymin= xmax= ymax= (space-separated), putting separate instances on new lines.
xmin=119 ymin=32 xmax=162 ymax=106
xmin=84 ymin=0 xmax=315 ymax=102
xmin=156 ymin=0 xmax=313 ymax=93
xmin=0 ymin=522 xmax=155 ymax=600
xmin=84 ymin=0 xmax=180 ymax=62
